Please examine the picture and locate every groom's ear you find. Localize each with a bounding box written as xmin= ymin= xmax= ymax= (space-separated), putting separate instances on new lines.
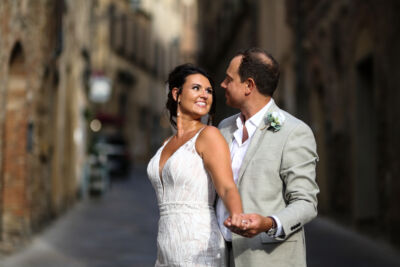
xmin=245 ymin=78 xmax=256 ymax=95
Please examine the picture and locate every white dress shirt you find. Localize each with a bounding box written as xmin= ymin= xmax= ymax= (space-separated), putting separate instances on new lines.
xmin=216 ymin=99 xmax=283 ymax=241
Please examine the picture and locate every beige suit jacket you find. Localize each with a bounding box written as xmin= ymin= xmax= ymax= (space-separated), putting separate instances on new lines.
xmin=218 ymin=102 xmax=319 ymax=267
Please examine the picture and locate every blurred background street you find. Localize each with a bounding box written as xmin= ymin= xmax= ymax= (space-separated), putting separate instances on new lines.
xmin=0 ymin=0 xmax=400 ymax=266
xmin=0 ymin=167 xmax=158 ymax=267
xmin=1 ymin=167 xmax=400 ymax=267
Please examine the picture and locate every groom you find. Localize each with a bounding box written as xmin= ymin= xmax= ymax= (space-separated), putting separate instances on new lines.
xmin=216 ymin=47 xmax=319 ymax=267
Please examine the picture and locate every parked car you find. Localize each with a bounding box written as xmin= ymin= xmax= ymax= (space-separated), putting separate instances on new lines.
xmin=87 ymin=153 xmax=109 ymax=196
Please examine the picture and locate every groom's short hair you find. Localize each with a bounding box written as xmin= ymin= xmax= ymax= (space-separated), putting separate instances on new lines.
xmin=235 ymin=47 xmax=280 ymax=97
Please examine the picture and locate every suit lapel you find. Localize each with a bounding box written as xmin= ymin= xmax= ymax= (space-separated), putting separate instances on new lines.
xmin=237 ymin=102 xmax=280 ymax=186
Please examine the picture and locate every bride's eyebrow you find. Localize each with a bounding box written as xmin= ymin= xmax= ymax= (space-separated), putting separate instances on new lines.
xmin=190 ymin=83 xmax=212 ymax=90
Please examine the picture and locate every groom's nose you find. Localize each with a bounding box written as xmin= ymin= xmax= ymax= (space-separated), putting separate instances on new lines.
xmin=220 ymin=80 xmax=226 ymax=89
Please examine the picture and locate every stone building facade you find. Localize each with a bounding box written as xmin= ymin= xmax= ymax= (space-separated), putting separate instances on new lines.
xmin=0 ymin=0 xmax=100 ymax=252
xmin=197 ymin=0 xmax=294 ymax=123
xmin=0 ymin=0 xmax=86 ymax=252
xmin=95 ymin=0 xmax=199 ymax=163
xmin=198 ymin=0 xmax=400 ymax=248
xmin=285 ymin=0 xmax=400 ymax=247
xmin=0 ymin=0 xmax=199 ymax=253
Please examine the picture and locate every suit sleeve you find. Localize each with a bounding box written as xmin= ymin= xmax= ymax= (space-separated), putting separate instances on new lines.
xmin=274 ymin=122 xmax=319 ymax=240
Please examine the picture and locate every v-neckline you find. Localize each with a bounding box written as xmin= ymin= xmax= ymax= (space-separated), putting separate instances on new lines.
xmin=158 ymin=127 xmax=204 ymax=186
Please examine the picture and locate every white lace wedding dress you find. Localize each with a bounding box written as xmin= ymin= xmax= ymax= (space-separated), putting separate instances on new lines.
xmin=147 ymin=129 xmax=226 ymax=266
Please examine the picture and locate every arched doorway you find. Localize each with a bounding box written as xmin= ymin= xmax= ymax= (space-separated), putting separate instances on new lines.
xmin=1 ymin=42 xmax=30 ymax=246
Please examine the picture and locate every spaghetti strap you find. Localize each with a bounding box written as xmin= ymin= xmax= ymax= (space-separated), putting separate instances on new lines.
xmin=194 ymin=126 xmax=207 ymax=138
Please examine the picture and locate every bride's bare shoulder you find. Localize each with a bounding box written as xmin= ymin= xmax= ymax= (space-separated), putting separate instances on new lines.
xmin=199 ymin=125 xmax=223 ymax=139
xmin=196 ymin=126 xmax=226 ymax=150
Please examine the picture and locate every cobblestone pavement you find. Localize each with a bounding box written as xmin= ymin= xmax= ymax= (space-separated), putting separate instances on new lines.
xmin=1 ymin=166 xmax=400 ymax=267
xmin=306 ymin=217 xmax=400 ymax=267
xmin=1 ymin=166 xmax=158 ymax=267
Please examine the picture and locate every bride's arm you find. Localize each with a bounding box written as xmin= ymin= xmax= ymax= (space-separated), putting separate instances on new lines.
xmin=196 ymin=126 xmax=243 ymax=225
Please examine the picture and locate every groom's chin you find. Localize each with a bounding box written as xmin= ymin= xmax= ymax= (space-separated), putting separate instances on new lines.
xmin=224 ymin=98 xmax=233 ymax=107
xmin=225 ymin=100 xmax=237 ymax=109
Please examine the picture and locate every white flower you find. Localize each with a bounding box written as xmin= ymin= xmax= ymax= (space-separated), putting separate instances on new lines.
xmin=266 ymin=111 xmax=285 ymax=132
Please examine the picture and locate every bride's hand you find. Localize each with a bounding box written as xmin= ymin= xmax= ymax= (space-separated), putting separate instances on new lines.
xmin=224 ymin=214 xmax=250 ymax=231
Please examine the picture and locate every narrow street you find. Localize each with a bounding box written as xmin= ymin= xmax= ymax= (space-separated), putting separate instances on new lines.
xmin=306 ymin=217 xmax=400 ymax=267
xmin=2 ymin=166 xmax=400 ymax=267
xmin=1 ymin=166 xmax=159 ymax=267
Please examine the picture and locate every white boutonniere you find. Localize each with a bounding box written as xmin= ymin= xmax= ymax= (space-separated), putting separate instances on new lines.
xmin=264 ymin=111 xmax=285 ymax=132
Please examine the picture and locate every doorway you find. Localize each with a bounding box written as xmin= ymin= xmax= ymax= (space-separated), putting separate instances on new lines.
xmin=1 ymin=42 xmax=29 ymax=243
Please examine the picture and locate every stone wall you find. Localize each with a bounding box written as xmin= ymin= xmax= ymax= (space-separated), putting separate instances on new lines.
xmin=286 ymin=0 xmax=400 ymax=247
xmin=0 ymin=0 xmax=88 ymax=252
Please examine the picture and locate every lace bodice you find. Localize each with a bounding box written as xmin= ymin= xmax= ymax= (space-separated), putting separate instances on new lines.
xmin=147 ymin=131 xmax=216 ymax=207
xmin=147 ymin=129 xmax=225 ymax=266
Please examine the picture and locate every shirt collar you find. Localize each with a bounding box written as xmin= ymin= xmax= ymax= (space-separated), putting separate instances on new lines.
xmin=248 ymin=98 xmax=274 ymax=127
xmin=235 ymin=98 xmax=275 ymax=129
xmin=233 ymin=98 xmax=274 ymax=145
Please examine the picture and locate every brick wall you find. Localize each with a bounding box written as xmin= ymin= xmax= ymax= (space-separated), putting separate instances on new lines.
xmin=0 ymin=0 xmax=80 ymax=252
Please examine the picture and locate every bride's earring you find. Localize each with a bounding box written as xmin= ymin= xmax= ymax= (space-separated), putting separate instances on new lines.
xmin=177 ymin=100 xmax=181 ymax=117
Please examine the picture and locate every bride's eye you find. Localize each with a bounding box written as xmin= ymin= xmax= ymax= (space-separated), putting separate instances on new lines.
xmin=193 ymin=86 xmax=200 ymax=91
xmin=206 ymin=88 xmax=213 ymax=94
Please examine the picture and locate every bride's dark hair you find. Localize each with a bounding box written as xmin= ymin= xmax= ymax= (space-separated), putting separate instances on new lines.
xmin=166 ymin=63 xmax=216 ymax=128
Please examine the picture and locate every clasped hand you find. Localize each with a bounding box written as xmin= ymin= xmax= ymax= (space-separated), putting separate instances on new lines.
xmin=224 ymin=213 xmax=271 ymax=238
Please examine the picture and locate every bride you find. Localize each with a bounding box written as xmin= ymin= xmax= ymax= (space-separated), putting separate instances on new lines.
xmin=147 ymin=64 xmax=245 ymax=266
